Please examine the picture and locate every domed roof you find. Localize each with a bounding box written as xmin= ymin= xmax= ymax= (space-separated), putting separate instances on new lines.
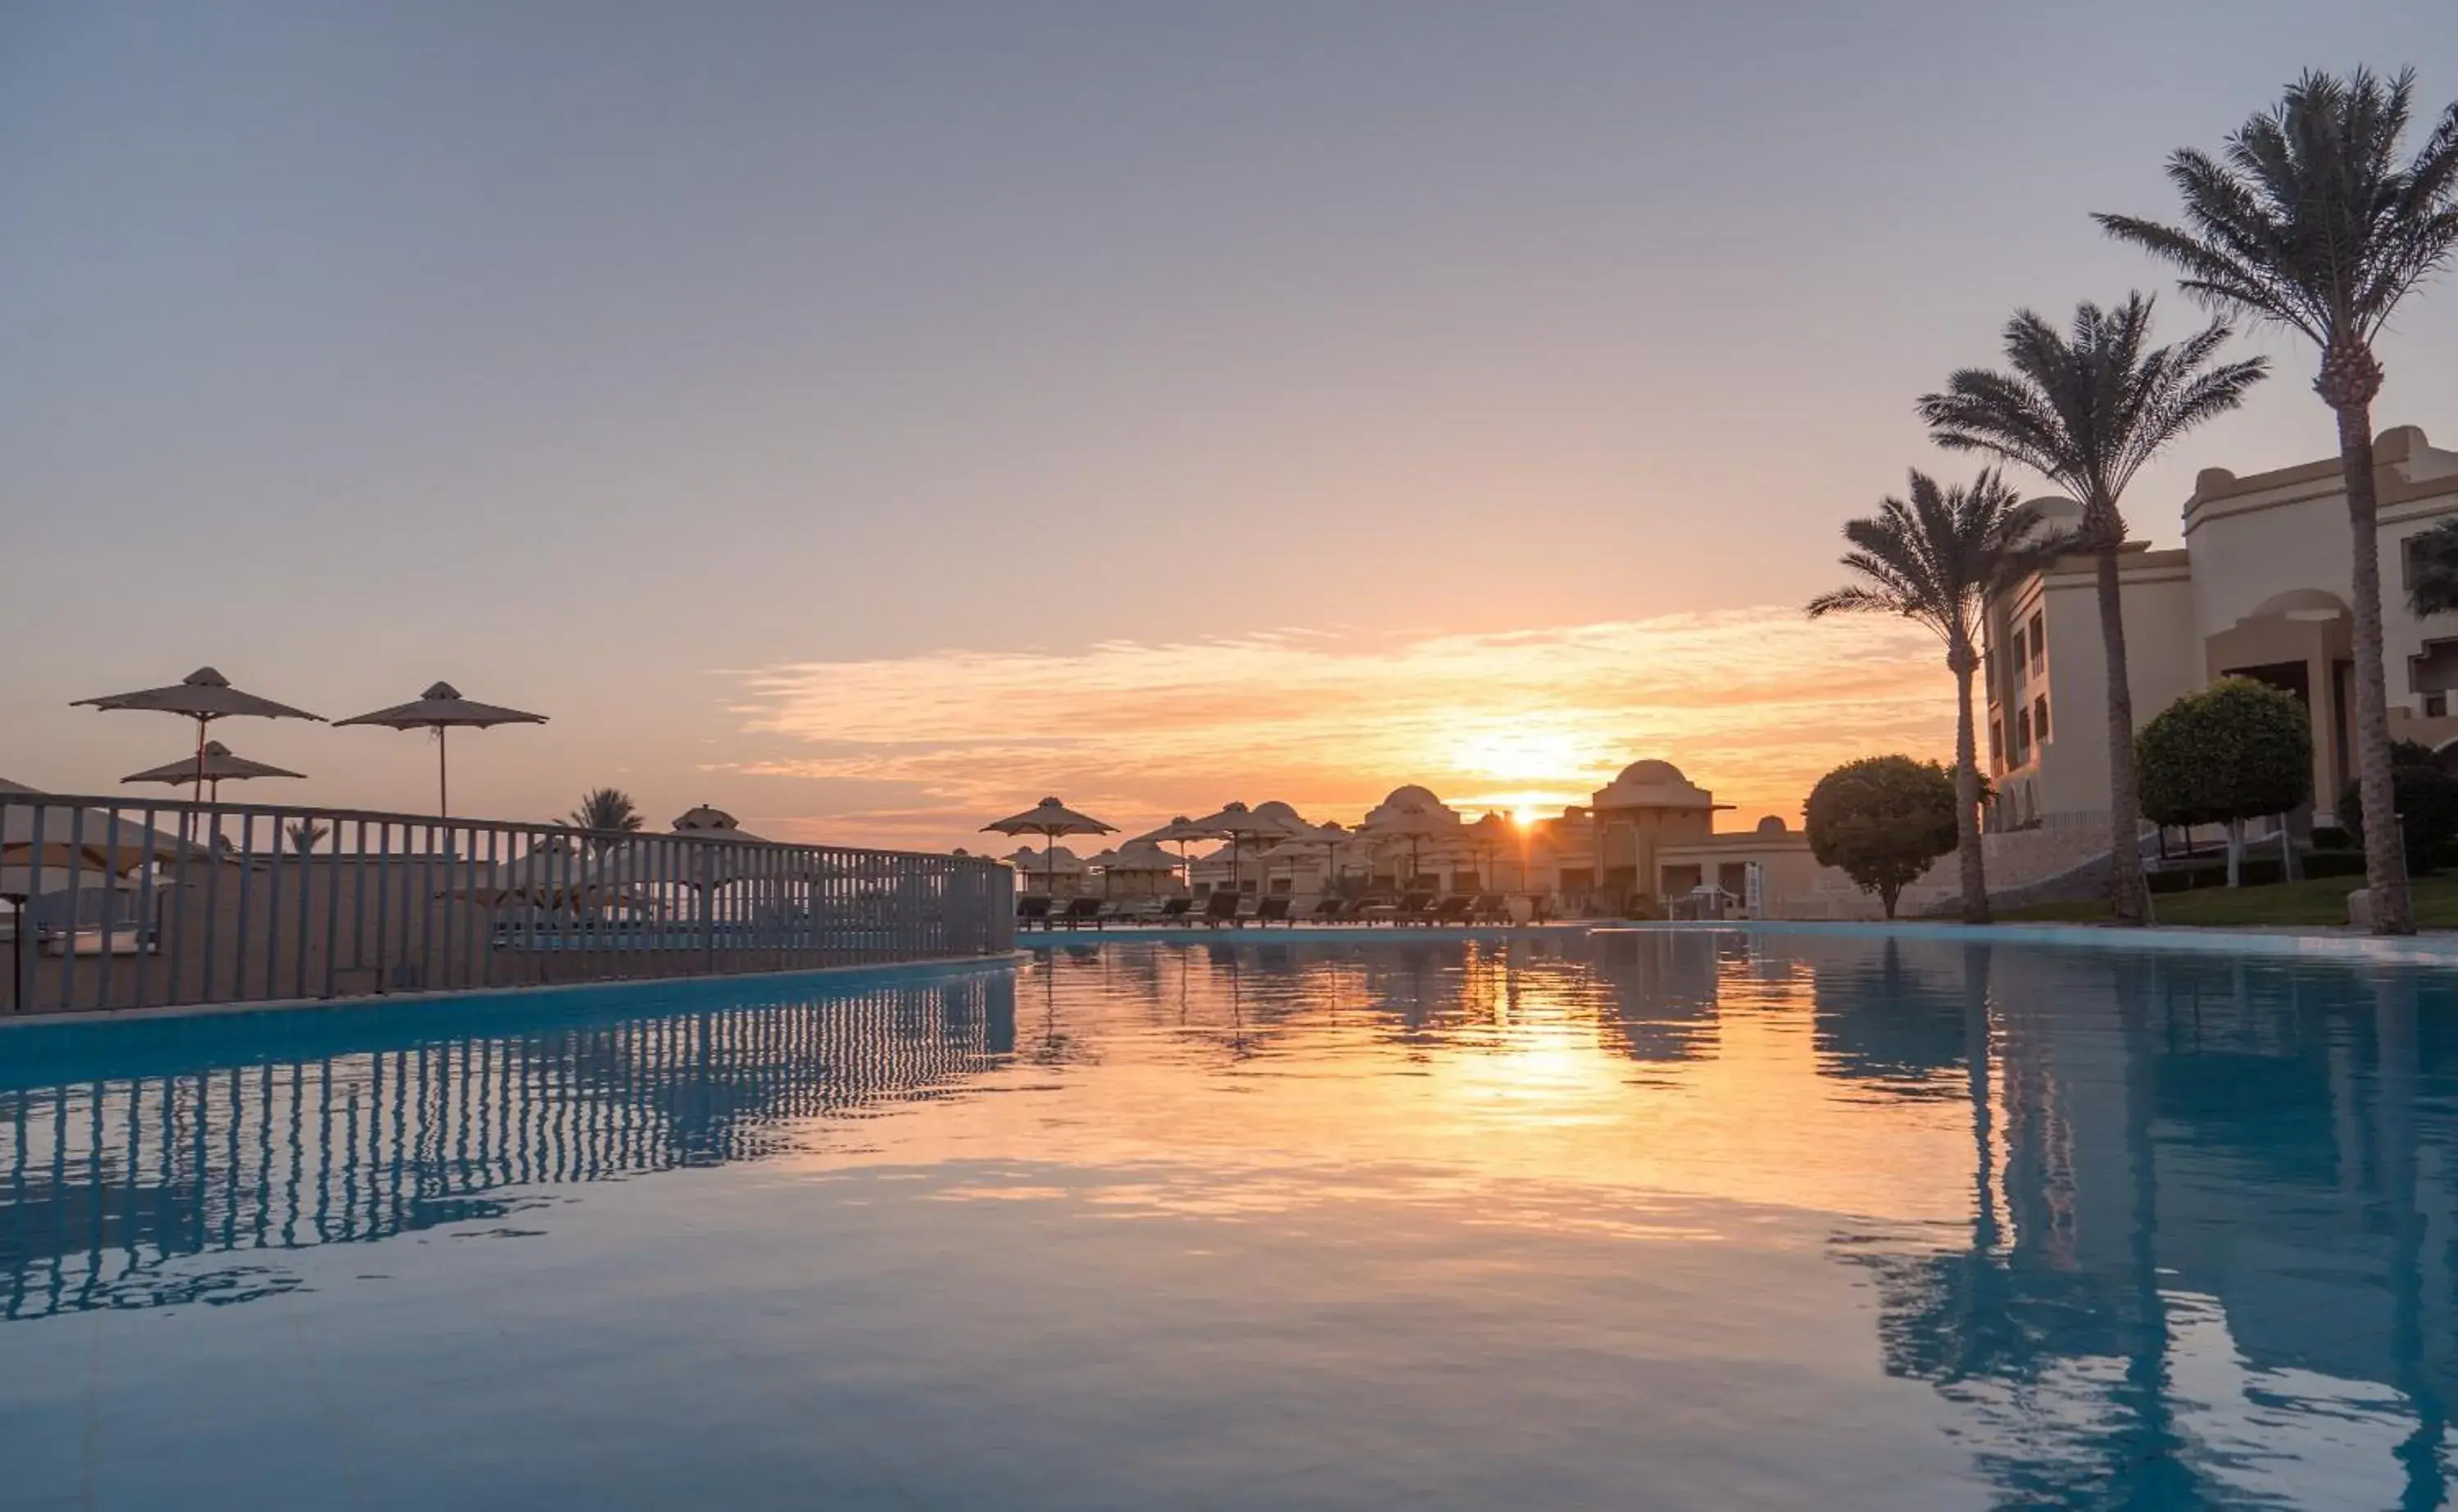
xmin=1250 ymin=799 xmax=1311 ymax=833
xmin=1615 ymin=759 xmax=1688 ymax=786
xmin=1754 ymin=814 xmax=1787 ymax=834
xmin=1590 ymin=758 xmax=1714 ymax=812
xmin=1361 ymin=785 xmax=1460 ymax=833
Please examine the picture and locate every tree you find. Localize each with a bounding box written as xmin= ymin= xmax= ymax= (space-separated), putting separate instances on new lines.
xmin=1918 ymin=297 xmax=2266 ymax=927
xmin=2340 ymin=740 xmax=2458 ymax=876
xmin=567 ymin=787 xmax=643 ymax=847
xmin=2099 ymin=67 xmax=2458 ymax=934
xmin=1804 ymin=756 xmax=1960 ymax=919
xmin=1808 ymin=469 xmax=2066 ymax=924
xmin=2134 ymin=678 xmax=2311 ymax=885
xmin=285 ymin=820 xmax=329 ymax=855
xmin=2407 ymin=517 xmax=2458 ymax=617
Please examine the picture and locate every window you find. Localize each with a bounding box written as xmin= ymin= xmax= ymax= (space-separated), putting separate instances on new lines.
xmin=1988 ymin=718 xmax=2003 ymax=766
xmin=2033 ymin=694 xmax=2050 ymax=743
xmin=2008 ymin=626 xmax=2026 ymax=681
xmin=2430 ymin=693 xmax=2450 ymax=718
xmin=2028 ymin=612 xmax=2046 ymax=673
xmin=2016 ymin=707 xmax=2032 ymax=757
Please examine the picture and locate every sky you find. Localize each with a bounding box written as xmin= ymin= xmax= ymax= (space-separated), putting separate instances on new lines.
xmin=6 ymin=2 xmax=2458 ymax=847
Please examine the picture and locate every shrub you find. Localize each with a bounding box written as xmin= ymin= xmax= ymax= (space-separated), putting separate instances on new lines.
xmin=2136 ymin=678 xmax=2312 ymax=885
xmin=1804 ymin=756 xmax=1959 ymax=919
xmin=2340 ymin=741 xmax=2458 ymax=875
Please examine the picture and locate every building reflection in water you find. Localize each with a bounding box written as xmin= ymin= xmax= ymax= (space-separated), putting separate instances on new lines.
xmin=1 ymin=971 xmax=1015 ymax=1322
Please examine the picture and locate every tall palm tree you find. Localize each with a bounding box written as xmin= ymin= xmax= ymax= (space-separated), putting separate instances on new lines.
xmin=567 ymin=787 xmax=643 ymax=848
xmin=1809 ymin=469 xmax=2064 ymax=924
xmin=1917 ymin=297 xmax=2265 ymax=925
xmin=2098 ymin=68 xmax=2458 ymax=935
xmin=285 ymin=820 xmax=328 ymax=855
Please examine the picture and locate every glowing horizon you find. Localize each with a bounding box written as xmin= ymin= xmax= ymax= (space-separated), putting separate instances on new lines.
xmin=719 ymin=604 xmax=1958 ymax=849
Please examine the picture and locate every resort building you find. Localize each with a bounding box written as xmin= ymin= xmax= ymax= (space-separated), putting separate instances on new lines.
xmin=1984 ymin=425 xmax=2458 ymax=835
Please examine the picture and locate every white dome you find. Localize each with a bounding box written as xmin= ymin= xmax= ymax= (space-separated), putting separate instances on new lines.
xmin=1590 ymin=758 xmax=1714 ymax=812
xmin=1614 ymin=760 xmax=1688 ymax=786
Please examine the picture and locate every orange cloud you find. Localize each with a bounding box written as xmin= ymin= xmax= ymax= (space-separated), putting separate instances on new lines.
xmin=723 ymin=609 xmax=1956 ymax=847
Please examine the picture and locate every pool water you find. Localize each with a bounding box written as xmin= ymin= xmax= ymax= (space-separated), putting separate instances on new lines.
xmin=4 ymin=931 xmax=2457 ymax=1510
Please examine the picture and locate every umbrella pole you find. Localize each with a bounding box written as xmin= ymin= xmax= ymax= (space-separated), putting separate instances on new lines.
xmin=437 ymin=727 xmax=450 ymax=817
xmin=193 ymin=714 xmax=209 ymax=793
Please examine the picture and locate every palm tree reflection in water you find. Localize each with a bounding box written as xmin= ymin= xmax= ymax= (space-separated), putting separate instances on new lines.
xmin=1842 ymin=943 xmax=2458 ymax=1510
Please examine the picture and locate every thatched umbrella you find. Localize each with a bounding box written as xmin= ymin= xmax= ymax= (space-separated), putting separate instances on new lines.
xmin=982 ymin=798 xmax=1115 ymax=899
xmin=336 ymin=682 xmax=546 ymax=816
xmin=121 ymin=741 xmax=305 ymax=804
xmin=1186 ymin=802 xmax=1304 ymax=896
xmin=75 ymin=668 xmax=322 ymax=793
xmin=1135 ymin=815 xmax=1227 ymax=891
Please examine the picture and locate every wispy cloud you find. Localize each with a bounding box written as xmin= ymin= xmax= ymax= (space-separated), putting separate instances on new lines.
xmin=723 ymin=609 xmax=1953 ymax=845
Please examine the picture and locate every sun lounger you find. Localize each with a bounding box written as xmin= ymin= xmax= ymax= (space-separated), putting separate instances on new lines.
xmin=1017 ymin=895 xmax=1054 ymax=929
xmin=1429 ymin=895 xmax=1474 ymax=925
xmin=1354 ymin=895 xmax=1397 ymax=925
xmin=1390 ymin=891 xmax=1438 ymax=926
xmin=1150 ymin=896 xmax=1194 ymax=923
xmin=1200 ymin=891 xmax=1245 ymax=927
xmin=1308 ymin=897 xmax=1348 ymax=923
xmin=1253 ymin=896 xmax=1292 ymax=926
xmin=1055 ymin=896 xmax=1105 ymax=930
xmin=1467 ymin=893 xmax=1507 ymax=922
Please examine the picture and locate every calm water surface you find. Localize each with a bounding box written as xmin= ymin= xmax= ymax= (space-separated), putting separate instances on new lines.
xmin=3 ymin=931 xmax=2456 ymax=1510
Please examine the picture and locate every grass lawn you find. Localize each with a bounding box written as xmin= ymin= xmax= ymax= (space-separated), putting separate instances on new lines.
xmin=1998 ymin=872 xmax=2458 ymax=927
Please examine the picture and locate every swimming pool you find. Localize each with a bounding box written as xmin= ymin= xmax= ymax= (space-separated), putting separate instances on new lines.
xmin=2 ymin=931 xmax=2452 ymax=1510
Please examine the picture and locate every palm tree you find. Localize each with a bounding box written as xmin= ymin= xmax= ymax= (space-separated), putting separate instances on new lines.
xmin=567 ymin=787 xmax=643 ymax=847
xmin=1808 ymin=469 xmax=2065 ymax=923
xmin=2098 ymin=67 xmax=2458 ymax=935
xmin=1917 ymin=297 xmax=2266 ymax=925
xmin=285 ymin=820 xmax=328 ymax=855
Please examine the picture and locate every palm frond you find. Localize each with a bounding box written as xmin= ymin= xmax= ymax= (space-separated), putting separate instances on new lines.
xmin=1916 ymin=293 xmax=2261 ymax=530
xmin=1807 ymin=468 xmax=2043 ymax=652
xmin=2098 ymin=68 xmax=2458 ymax=355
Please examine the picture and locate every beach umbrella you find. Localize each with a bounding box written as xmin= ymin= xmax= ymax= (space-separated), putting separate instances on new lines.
xmin=75 ymin=668 xmax=323 ymax=794
xmin=1272 ymin=822 xmax=1362 ymax=895
xmin=121 ymin=741 xmax=305 ymax=804
xmin=1003 ymin=844 xmax=1090 ymax=887
xmin=1363 ymin=801 xmax=1458 ymax=888
xmin=672 ymin=804 xmax=769 ymax=842
xmin=1187 ymin=802 xmax=1302 ymax=894
xmin=983 ymin=798 xmax=1115 ymax=899
xmin=587 ymin=806 xmax=796 ymax=895
xmin=336 ymin=682 xmax=546 ymax=817
xmin=1136 ymin=815 xmax=1227 ymax=890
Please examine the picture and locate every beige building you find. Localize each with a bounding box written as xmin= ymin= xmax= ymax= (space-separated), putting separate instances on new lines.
xmin=1986 ymin=425 xmax=2458 ymax=835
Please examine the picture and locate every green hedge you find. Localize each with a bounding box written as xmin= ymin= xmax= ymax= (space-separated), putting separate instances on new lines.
xmin=2147 ymin=849 xmax=2369 ymax=892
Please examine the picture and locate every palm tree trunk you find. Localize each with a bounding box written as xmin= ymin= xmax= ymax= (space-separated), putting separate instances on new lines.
xmin=1952 ymin=645 xmax=1990 ymax=923
xmin=2096 ymin=537 xmax=2148 ymax=924
xmin=2341 ymin=401 xmax=2415 ymax=934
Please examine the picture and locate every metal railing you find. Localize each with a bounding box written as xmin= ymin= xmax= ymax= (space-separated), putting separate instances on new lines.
xmin=1 ymin=794 xmax=1014 ymax=1016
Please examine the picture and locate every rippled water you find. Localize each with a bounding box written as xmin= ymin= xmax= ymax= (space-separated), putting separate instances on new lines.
xmin=4 ymin=930 xmax=2457 ymax=1510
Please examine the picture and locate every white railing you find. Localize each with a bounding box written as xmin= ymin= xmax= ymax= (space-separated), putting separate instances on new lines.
xmin=1 ymin=794 xmax=1014 ymax=1015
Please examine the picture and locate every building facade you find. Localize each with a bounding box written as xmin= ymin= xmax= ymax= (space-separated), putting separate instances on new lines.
xmin=1985 ymin=425 xmax=2458 ymax=833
